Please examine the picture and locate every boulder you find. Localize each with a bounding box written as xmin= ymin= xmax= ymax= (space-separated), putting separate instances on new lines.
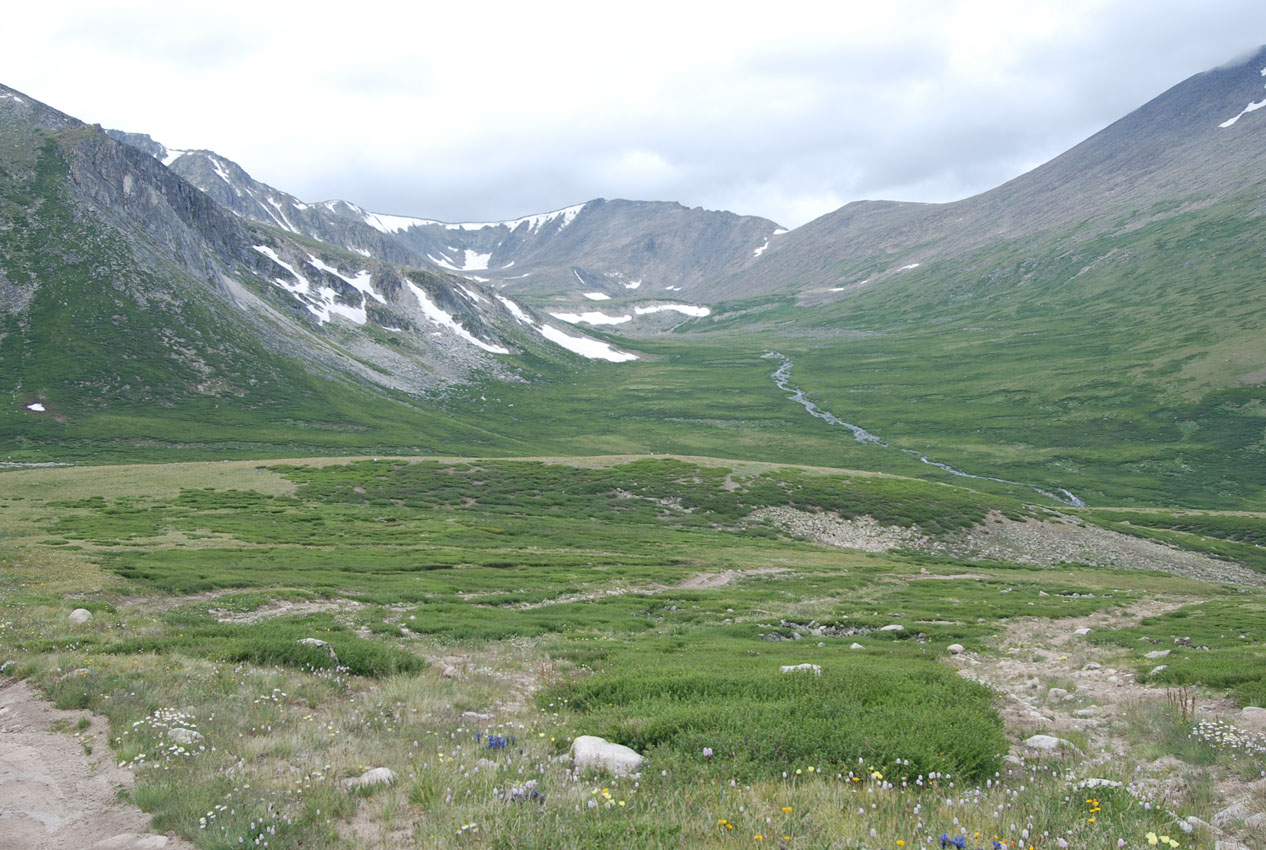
xmin=1145 ymin=649 xmax=1171 ymax=660
xmin=1024 ymin=734 xmax=1077 ymax=752
xmin=344 ymin=767 xmax=396 ymax=789
xmin=850 ymin=643 xmax=864 ymax=650
xmin=1149 ymin=665 xmax=1168 ymax=676
xmin=780 ymin=664 xmax=821 ymax=676
xmin=1048 ymin=687 xmax=1070 ymax=701
xmin=879 ymin=624 xmax=905 ymax=632
xmin=166 ymin=727 xmax=203 ymax=745
xmin=297 ymin=638 xmax=339 ymax=666
xmin=1213 ymin=800 xmax=1252 ymax=829
xmin=1074 ymin=628 xmax=1092 ymax=636
xmin=68 ymin=608 xmax=93 ymax=624
xmin=570 ymin=735 xmax=643 ymax=776
xmin=946 ymin=644 xmax=965 ymax=655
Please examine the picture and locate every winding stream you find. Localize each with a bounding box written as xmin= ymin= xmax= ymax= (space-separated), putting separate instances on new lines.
xmin=770 ymin=354 xmax=1086 ymax=507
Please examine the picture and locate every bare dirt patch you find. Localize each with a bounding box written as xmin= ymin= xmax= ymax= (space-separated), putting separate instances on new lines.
xmin=209 ymin=598 xmax=363 ymax=624
xmin=0 ymin=677 xmax=194 ymax=850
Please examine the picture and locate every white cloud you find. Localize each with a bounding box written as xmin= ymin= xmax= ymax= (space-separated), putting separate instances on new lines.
xmin=5 ymin=0 xmax=1265 ymax=227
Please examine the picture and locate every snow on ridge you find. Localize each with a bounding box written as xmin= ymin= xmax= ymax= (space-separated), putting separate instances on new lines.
xmin=209 ymin=157 xmax=233 ymax=186
xmin=356 ymin=202 xmax=586 ymax=235
xmin=753 ymin=238 xmax=770 ymax=257
xmin=539 ymin=324 xmax=637 ymax=362
xmin=406 ymin=282 xmax=509 ymax=354
xmin=496 ymin=295 xmax=532 ymax=324
xmin=362 ymin=210 xmax=435 ymax=234
xmin=634 ymin=304 xmax=710 ymax=318
xmin=550 ymin=311 xmax=634 ymax=326
xmin=0 ymin=93 xmax=26 ymax=104
xmin=161 ymin=148 xmax=187 ymax=166
xmin=773 ymin=228 xmax=789 ymax=235
xmin=307 ymin=255 xmax=384 ymax=303
xmin=582 ymin=292 xmax=610 ymax=301
xmin=1220 ymin=66 xmax=1266 ymax=127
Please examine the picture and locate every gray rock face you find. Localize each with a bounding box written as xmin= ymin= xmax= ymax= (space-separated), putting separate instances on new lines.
xmin=1024 ymin=734 xmax=1076 ymax=752
xmin=570 ymin=735 xmax=644 ymax=776
xmin=166 ymin=727 xmax=203 ymax=746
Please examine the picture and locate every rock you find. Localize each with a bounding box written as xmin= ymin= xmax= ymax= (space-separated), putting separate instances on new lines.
xmin=1186 ymin=816 xmax=1209 ymax=830
xmin=1149 ymin=665 xmax=1168 ymax=676
xmin=1215 ymin=839 xmax=1251 ymax=850
xmin=850 ymin=643 xmax=864 ymax=650
xmin=1245 ymin=813 xmax=1266 ymax=830
xmin=1024 ymin=734 xmax=1077 ymax=752
xmin=166 ymin=727 xmax=203 ymax=745
xmin=780 ymin=664 xmax=821 ymax=676
xmin=1003 ymin=754 xmax=1023 ymax=766
xmin=344 ymin=767 xmax=396 ymax=789
xmin=570 ymin=735 xmax=644 ymax=776
xmin=1048 ymin=687 xmax=1070 ymax=701
xmin=1213 ymin=800 xmax=1252 ymax=829
xmin=817 ymin=642 xmax=826 ymax=647
xmin=879 ymin=624 xmax=905 ymax=632
xmin=441 ymin=664 xmax=461 ymax=679
xmin=499 ymin=779 xmax=545 ymax=804
xmin=946 ymin=644 xmax=965 ymax=655
xmin=1074 ymin=628 xmax=1092 ymax=635
xmin=297 ymin=638 xmax=339 ymax=666
xmin=1239 ymin=706 xmax=1266 ymax=726
xmin=85 ymin=834 xmax=171 ymax=849
xmin=1038 ymin=591 xmax=1049 ymax=597
xmin=1145 ymin=649 xmax=1171 ymax=659
xmin=68 ymin=608 xmax=93 ymax=624
xmin=462 ymin=711 xmax=492 ymax=720
xmin=1025 ymin=678 xmax=1042 ymax=689
xmin=1074 ymin=709 xmax=1097 ymax=718
xmin=1082 ymin=662 xmax=1101 ymax=670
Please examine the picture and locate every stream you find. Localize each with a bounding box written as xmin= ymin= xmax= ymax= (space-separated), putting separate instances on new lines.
xmin=770 ymin=354 xmax=1086 ymax=507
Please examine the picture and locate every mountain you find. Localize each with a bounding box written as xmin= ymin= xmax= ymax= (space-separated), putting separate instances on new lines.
xmin=714 ymin=46 xmax=1266 ymax=301
xmin=106 ymin=131 xmax=782 ymax=308
xmin=1 ymin=84 xmax=656 ymax=461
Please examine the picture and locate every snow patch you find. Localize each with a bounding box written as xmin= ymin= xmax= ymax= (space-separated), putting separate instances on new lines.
xmin=209 ymin=157 xmax=233 ymax=185
xmin=896 ymin=263 xmax=921 ymax=271
xmin=582 ymin=292 xmax=610 ymax=301
xmin=753 ymin=238 xmax=770 ymax=257
xmin=539 ymin=325 xmax=637 ymax=362
xmin=501 ymin=261 xmax=516 ymax=269
xmin=663 ymin=285 xmax=682 ymax=292
xmin=624 ymin=279 xmax=642 ymax=290
xmin=307 ymin=255 xmax=384 ymax=303
xmin=352 ymin=247 xmax=372 ymax=257
xmin=406 ymin=282 xmax=508 ymax=354
xmin=252 ymin=245 xmax=374 ymax=324
xmin=634 ymin=304 xmax=710 ymax=318
xmin=0 ymin=93 xmax=26 ymax=104
xmin=361 ymin=210 xmax=433 ymax=234
xmin=550 ymin=311 xmax=634 ymax=326
xmin=462 ymin=250 xmax=492 ymax=271
xmin=456 ymin=283 xmax=487 ymax=304
xmin=773 ymin=228 xmax=789 ymax=235
xmin=161 ymin=148 xmax=187 ymax=166
xmin=25 ymin=403 xmax=45 ymax=412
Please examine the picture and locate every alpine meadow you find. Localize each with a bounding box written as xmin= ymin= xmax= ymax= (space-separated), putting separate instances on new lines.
xmin=2 ymin=40 xmax=1266 ymax=850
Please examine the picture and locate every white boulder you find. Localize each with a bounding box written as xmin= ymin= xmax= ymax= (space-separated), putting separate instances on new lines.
xmin=68 ymin=608 xmax=93 ymax=624
xmin=570 ymin=735 xmax=643 ymax=776
xmin=946 ymin=644 xmax=965 ymax=655
xmin=344 ymin=767 xmax=396 ymax=789
xmin=780 ymin=664 xmax=821 ymax=676
xmin=166 ymin=727 xmax=203 ymax=745
xmin=1024 ymin=734 xmax=1077 ymax=752
xmin=879 ymin=624 xmax=905 ymax=632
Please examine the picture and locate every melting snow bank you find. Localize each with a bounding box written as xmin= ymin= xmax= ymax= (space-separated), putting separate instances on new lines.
xmin=25 ymin=403 xmax=45 ymax=412
xmin=582 ymin=292 xmax=610 ymax=301
xmin=539 ymin=325 xmax=637 ymax=362
xmin=769 ymin=354 xmax=1085 ymax=507
xmin=252 ymin=246 xmax=381 ymax=325
xmin=406 ymin=282 xmax=508 ymax=354
xmin=1220 ymin=65 xmax=1266 ymax=127
xmin=550 ymin=303 xmax=711 ymax=326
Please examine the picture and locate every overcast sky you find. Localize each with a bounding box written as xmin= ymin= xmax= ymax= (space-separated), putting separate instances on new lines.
xmin=6 ymin=1 xmax=1266 ymax=228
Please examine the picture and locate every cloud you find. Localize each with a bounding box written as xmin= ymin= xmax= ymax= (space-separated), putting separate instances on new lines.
xmin=6 ymin=0 xmax=1266 ymax=227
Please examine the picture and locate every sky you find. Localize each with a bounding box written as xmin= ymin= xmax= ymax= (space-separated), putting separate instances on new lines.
xmin=6 ymin=1 xmax=1266 ymax=228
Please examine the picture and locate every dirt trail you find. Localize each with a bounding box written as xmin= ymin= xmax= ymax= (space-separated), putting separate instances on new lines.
xmin=951 ymin=605 xmax=1266 ymax=849
xmin=0 ymin=677 xmax=194 ymax=850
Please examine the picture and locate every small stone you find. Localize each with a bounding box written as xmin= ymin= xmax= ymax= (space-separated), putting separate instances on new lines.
xmin=1145 ymin=649 xmax=1171 ymax=659
xmin=1074 ymin=628 xmax=1092 ymax=636
xmin=946 ymin=644 xmax=965 ymax=655
xmin=441 ymin=664 xmax=460 ymax=679
xmin=879 ymin=624 xmax=904 ymax=632
xmin=1149 ymin=665 xmax=1168 ymax=676
xmin=461 ymin=711 xmax=492 ymax=720
xmin=345 ymin=767 xmax=396 ymax=789
xmin=86 ymin=834 xmax=170 ymax=849
xmin=1038 ymin=591 xmax=1049 ymax=597
xmin=1074 ymin=708 xmax=1096 ymax=718
xmin=1082 ymin=662 xmax=1101 ymax=670
xmin=1213 ymin=801 xmax=1251 ymax=829
xmin=1003 ymin=754 xmax=1023 ymax=766
xmin=780 ymin=664 xmax=821 ymax=676
xmin=1048 ymin=687 xmax=1070 ymax=701
xmin=68 ymin=608 xmax=92 ymax=624
xmin=850 ymin=643 xmax=864 ymax=650
xmin=817 ymin=642 xmax=826 ymax=647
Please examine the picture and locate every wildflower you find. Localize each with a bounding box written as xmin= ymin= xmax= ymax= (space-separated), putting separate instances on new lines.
xmin=1147 ymin=833 xmax=1159 ymax=846
xmin=703 ymin=747 xmax=714 ymax=758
